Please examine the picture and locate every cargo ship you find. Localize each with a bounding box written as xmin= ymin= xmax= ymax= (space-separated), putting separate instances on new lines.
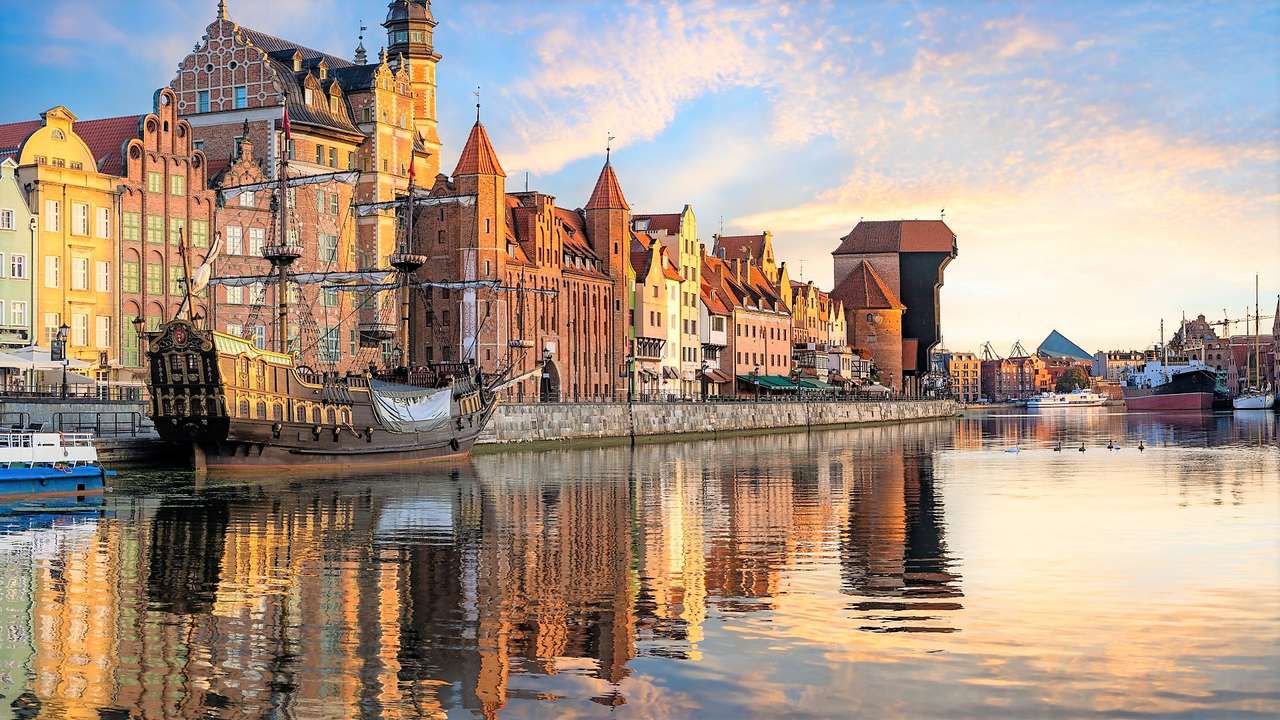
xmin=1122 ymin=360 xmax=1217 ymax=412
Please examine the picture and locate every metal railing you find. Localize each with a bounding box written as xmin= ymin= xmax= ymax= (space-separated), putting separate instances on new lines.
xmin=50 ymin=412 xmax=154 ymax=437
xmin=505 ymin=391 xmax=947 ymax=405
xmin=0 ymin=384 xmax=148 ymax=401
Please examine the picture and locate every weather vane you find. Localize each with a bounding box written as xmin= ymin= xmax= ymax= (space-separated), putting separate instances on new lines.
xmin=606 ymin=131 xmax=616 ymax=161
xmin=474 ymin=86 xmax=481 ymax=121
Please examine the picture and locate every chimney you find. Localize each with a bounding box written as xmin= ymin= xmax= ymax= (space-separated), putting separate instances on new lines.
xmin=734 ymin=257 xmax=742 ymax=281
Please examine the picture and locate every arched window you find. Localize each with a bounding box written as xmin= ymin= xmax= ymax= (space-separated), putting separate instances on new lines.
xmin=255 ymin=401 xmax=267 ymax=419
xmin=295 ymin=405 xmax=307 ymax=422
xmin=51 ymin=129 xmax=65 ymax=140
xmin=238 ymin=399 xmax=250 ymax=417
xmin=326 ymin=408 xmax=336 ymax=425
xmin=311 ymin=407 xmax=321 ymax=424
xmin=272 ymin=403 xmax=283 ymax=420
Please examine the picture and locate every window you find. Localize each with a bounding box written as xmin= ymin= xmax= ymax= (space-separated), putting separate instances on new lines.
xmin=0 ymin=209 xmax=13 ymax=230
xmin=330 ymin=96 xmax=342 ymax=114
xmin=122 ymin=260 xmax=139 ymax=293
xmin=319 ymin=327 xmax=339 ymax=363
xmin=169 ymin=218 xmax=185 ymax=246
xmin=240 ymin=190 xmax=255 ymax=208
xmin=95 ymin=207 xmax=110 ymax=238
xmin=96 ymin=316 xmax=111 ymax=348
xmin=123 ymin=327 xmax=138 ymax=366
xmin=147 ymin=172 xmax=162 ymax=193
xmin=72 ymin=313 xmax=88 ymax=346
xmin=287 ymin=139 xmax=296 ymax=160
xmin=191 ymin=219 xmax=208 ymax=248
xmin=234 ymin=86 xmax=247 ymax=109
xmin=146 ymin=315 xmax=160 ymax=332
xmin=70 ymin=257 xmax=89 ymax=290
xmin=146 ymin=215 xmax=163 ymax=244
xmin=44 ymin=256 xmax=59 ymax=288
xmin=305 ymin=88 xmax=314 ymax=105
xmin=225 ymin=285 xmax=242 ymax=304
xmin=170 ymin=267 xmax=184 ymax=294
xmin=248 ymin=227 xmax=264 ymax=256
xmin=320 ymin=233 xmax=338 ymax=262
xmin=96 ymin=261 xmax=110 ymax=292
xmin=226 ymin=323 xmax=243 ymax=337
xmin=10 ymin=254 xmax=25 ymax=280
xmin=251 ymin=325 xmax=266 ymax=350
xmin=250 ymin=282 xmax=266 ymax=304
xmin=225 ymin=225 xmax=243 ymax=254
xmin=44 ymin=200 xmax=60 ymax=232
xmin=321 ymin=288 xmax=338 ymax=307
xmin=347 ymin=152 xmax=355 ymax=170
xmin=329 ymin=193 xmax=339 ymax=215
xmin=328 ymin=147 xmax=337 ymax=167
xmin=315 ymin=145 xmax=324 ymax=164
xmin=44 ymin=313 xmax=60 ymax=341
xmin=170 ymin=175 xmax=186 ymax=196
xmin=12 ymin=301 xmax=26 ymax=328
xmin=146 ymin=263 xmax=163 ymax=294
xmin=122 ymin=212 xmax=140 ymax=241
xmin=197 ymin=90 xmax=210 ymax=113
xmin=316 ymin=190 xmax=326 ymax=214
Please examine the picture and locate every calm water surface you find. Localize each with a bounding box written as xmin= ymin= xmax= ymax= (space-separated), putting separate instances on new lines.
xmin=0 ymin=410 xmax=1276 ymax=719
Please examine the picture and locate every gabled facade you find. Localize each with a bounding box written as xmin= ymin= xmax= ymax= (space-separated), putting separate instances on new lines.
xmin=411 ymin=120 xmax=630 ymax=401
xmin=0 ymin=158 xmax=34 ymax=349
xmin=633 ymin=205 xmax=700 ymax=397
xmin=701 ymin=250 xmax=792 ymax=394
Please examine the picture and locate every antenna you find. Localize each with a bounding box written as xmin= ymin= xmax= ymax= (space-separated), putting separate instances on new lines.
xmin=525 ymin=171 xmax=529 ymax=192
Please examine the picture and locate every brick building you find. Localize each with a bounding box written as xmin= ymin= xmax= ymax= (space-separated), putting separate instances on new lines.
xmin=981 ymin=355 xmax=1050 ymax=400
xmin=632 ymin=206 xmax=701 ymax=397
xmin=834 ymin=260 xmax=905 ymax=390
xmin=409 ymin=120 xmax=630 ymax=401
xmin=169 ymin=0 xmax=437 ymax=284
xmin=831 ymin=220 xmax=957 ymax=393
xmin=700 ymin=248 xmax=792 ymax=396
xmin=117 ymin=88 xmax=217 ymax=374
xmin=630 ymin=232 xmax=682 ymax=399
xmin=944 ymin=351 xmax=982 ymax=402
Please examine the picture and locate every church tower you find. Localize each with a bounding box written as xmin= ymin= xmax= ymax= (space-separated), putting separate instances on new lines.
xmin=584 ymin=153 xmax=631 ymax=395
xmin=383 ymin=1 xmax=441 ymax=168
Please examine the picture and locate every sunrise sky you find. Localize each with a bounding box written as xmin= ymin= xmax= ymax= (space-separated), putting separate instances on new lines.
xmin=2 ymin=0 xmax=1276 ymax=354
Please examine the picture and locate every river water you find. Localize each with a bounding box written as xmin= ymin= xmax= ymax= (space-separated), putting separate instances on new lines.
xmin=0 ymin=410 xmax=1276 ymax=719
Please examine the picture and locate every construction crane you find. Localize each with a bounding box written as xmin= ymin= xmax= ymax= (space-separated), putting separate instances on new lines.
xmin=1204 ymin=309 xmax=1275 ymax=337
xmin=980 ymin=342 xmax=1002 ymax=361
xmin=1009 ymin=340 xmax=1030 ymax=358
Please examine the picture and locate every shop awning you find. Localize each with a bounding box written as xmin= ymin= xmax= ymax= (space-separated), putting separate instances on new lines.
xmin=0 ymin=346 xmax=91 ymax=370
xmin=638 ymin=369 xmax=659 ymax=381
xmin=800 ymin=379 xmax=838 ymax=391
xmin=662 ymin=366 xmax=680 ymax=380
xmin=702 ymin=368 xmax=733 ymax=384
xmin=737 ymin=374 xmax=800 ymax=390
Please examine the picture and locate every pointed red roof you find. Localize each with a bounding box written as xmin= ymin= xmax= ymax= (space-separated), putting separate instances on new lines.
xmin=585 ymin=159 xmax=628 ymax=211
xmin=832 ymin=260 xmax=905 ymax=310
xmin=452 ymin=121 xmax=505 ymax=177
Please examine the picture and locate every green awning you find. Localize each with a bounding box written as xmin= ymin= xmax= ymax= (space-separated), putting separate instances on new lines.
xmin=737 ymin=374 xmax=799 ymax=389
xmin=800 ymin=379 xmax=837 ymax=390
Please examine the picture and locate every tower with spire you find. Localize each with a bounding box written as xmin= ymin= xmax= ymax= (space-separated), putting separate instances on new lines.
xmin=383 ymin=0 xmax=441 ymax=159
xmin=584 ymin=144 xmax=632 ymax=388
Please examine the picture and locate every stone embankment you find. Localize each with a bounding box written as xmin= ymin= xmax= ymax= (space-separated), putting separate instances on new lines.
xmin=477 ymin=399 xmax=957 ymax=447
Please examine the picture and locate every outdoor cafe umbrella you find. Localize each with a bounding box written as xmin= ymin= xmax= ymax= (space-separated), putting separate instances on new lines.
xmin=0 ymin=346 xmax=91 ymax=370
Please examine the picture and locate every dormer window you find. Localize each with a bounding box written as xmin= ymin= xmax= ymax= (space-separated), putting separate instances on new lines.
xmin=292 ymin=53 xmax=302 ymax=72
xmin=318 ymin=62 xmax=328 ymax=80
xmin=330 ymin=96 xmax=342 ymax=114
xmin=304 ymin=88 xmax=314 ymax=105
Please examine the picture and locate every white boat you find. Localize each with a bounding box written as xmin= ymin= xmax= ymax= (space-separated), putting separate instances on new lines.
xmin=1232 ymin=388 xmax=1276 ymax=411
xmin=1026 ymin=389 xmax=1108 ymax=408
xmin=0 ymin=432 xmax=113 ymax=484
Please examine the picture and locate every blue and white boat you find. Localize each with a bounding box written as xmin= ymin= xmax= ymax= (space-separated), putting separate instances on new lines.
xmin=0 ymin=432 xmax=114 ymax=490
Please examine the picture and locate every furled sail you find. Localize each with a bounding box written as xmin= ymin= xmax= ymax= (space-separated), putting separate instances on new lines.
xmin=354 ymin=192 xmax=476 ymax=216
xmin=207 ymin=271 xmax=395 ymax=287
xmin=218 ymin=171 xmax=360 ymax=203
xmin=368 ymin=380 xmax=452 ymax=434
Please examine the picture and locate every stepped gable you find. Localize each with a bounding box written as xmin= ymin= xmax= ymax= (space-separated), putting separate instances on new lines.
xmin=832 ymin=259 xmax=905 ymax=310
xmin=0 ymin=114 xmax=140 ymax=174
xmin=452 ymin=121 xmax=505 ymax=177
xmin=833 ymin=219 xmax=955 ymax=255
xmin=1036 ymin=329 xmax=1093 ymax=361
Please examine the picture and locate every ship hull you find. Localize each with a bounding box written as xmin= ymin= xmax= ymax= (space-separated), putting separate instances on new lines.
xmin=1232 ymin=391 xmax=1276 ymax=411
xmin=1123 ymin=391 xmax=1214 ymax=412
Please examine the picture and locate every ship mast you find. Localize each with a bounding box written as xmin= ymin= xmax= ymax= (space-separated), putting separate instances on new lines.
xmin=1254 ymin=274 xmax=1260 ymax=389
xmin=388 ymin=164 xmax=425 ymax=369
xmin=263 ymin=104 xmax=301 ymax=355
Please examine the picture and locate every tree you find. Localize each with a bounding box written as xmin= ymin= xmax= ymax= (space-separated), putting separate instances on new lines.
xmin=1055 ymin=366 xmax=1090 ymax=393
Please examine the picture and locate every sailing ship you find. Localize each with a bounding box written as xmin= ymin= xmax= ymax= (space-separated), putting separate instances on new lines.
xmin=1233 ymin=274 xmax=1276 ymax=411
xmin=140 ymin=111 xmax=506 ymax=471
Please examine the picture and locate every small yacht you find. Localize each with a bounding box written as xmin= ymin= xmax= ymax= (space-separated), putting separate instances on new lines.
xmin=0 ymin=432 xmax=114 ymax=483
xmin=1232 ymin=388 xmax=1276 ymax=411
xmin=1026 ymin=389 xmax=1108 ymax=408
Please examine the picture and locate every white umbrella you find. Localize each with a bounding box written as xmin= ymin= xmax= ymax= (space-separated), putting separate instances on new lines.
xmin=0 ymin=346 xmax=90 ymax=370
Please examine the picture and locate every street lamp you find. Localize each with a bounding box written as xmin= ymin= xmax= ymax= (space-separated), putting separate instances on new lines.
xmin=700 ymin=358 xmax=709 ymax=402
xmin=751 ymin=365 xmax=760 ymax=403
xmin=541 ymin=347 xmax=552 ymax=403
xmin=55 ymin=322 xmax=70 ymax=399
xmin=791 ymin=366 xmax=801 ymax=401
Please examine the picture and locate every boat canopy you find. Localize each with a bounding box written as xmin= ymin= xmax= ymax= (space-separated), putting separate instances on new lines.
xmin=369 ymin=380 xmax=452 ymax=434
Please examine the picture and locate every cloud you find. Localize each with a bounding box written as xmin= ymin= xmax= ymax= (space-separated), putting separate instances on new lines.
xmin=500 ymin=2 xmax=775 ymax=174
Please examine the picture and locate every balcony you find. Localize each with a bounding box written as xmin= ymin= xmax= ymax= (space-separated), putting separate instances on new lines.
xmin=634 ymin=336 xmax=665 ymax=361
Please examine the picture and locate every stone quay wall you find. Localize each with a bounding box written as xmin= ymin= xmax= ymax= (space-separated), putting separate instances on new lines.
xmin=478 ymin=399 xmax=957 ymax=446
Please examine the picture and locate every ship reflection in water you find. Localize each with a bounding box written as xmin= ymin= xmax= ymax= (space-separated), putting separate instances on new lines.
xmin=0 ymin=412 xmax=1276 ymax=718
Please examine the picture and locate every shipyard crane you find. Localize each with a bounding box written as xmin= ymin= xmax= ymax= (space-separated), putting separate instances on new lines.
xmin=1009 ymin=340 xmax=1030 ymax=358
xmin=980 ymin=342 xmax=1002 ymax=361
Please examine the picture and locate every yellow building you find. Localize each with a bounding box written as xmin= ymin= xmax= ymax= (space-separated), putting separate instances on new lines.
xmin=13 ymin=107 xmax=121 ymax=366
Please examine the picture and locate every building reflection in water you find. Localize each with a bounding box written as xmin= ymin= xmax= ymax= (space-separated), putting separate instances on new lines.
xmin=7 ymin=421 xmax=968 ymax=718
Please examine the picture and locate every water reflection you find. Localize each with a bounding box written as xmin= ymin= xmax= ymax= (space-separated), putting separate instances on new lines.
xmin=0 ymin=412 xmax=1275 ymax=718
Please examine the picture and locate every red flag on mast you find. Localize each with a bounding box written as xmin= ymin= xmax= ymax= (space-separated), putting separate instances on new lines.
xmin=282 ymin=105 xmax=291 ymax=140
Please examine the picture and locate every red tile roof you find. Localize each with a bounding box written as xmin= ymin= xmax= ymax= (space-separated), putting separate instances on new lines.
xmin=833 ymin=220 xmax=955 ymax=255
xmin=453 ymin=121 xmax=505 ymax=177
xmin=714 ymin=233 xmax=768 ymax=266
xmin=632 ymin=213 xmax=680 ymax=234
xmin=832 ymin=260 xmax=905 ymax=310
xmin=585 ymin=160 xmax=628 ymax=211
xmin=0 ymin=114 xmax=140 ymax=175
xmin=662 ymin=252 xmax=682 ymax=281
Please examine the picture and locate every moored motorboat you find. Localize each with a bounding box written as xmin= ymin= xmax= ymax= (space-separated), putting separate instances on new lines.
xmin=0 ymin=432 xmax=114 ymax=485
xmin=1026 ymin=389 xmax=1107 ymax=408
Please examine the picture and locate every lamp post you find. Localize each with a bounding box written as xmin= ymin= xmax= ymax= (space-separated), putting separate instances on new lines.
xmin=55 ymin=322 xmax=70 ymax=399
xmin=700 ymin=358 xmax=709 ymax=402
xmin=541 ymin=347 xmax=552 ymax=403
xmin=791 ymin=366 xmax=801 ymax=401
xmin=751 ymin=365 xmax=760 ymax=403
xmin=132 ymin=316 xmax=146 ymax=401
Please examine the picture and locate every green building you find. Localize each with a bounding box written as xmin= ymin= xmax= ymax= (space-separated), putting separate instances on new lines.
xmin=0 ymin=158 xmax=35 ymax=350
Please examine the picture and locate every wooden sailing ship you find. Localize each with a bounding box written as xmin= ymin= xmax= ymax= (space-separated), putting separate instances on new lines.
xmin=142 ymin=114 xmax=501 ymax=471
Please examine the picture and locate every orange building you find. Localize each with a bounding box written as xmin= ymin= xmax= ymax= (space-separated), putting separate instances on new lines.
xmin=834 ymin=259 xmax=905 ymax=390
